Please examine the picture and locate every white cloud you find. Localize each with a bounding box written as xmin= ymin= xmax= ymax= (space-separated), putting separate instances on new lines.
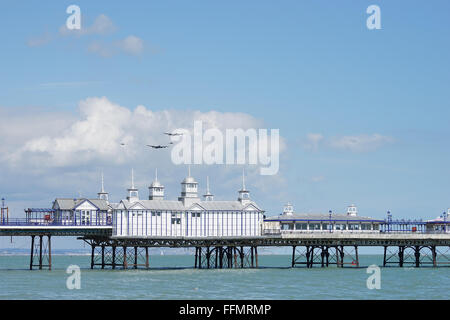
xmin=116 ymin=35 xmax=144 ymax=56
xmin=303 ymin=133 xmax=323 ymax=151
xmin=329 ymin=134 xmax=393 ymax=152
xmin=87 ymin=41 xmax=115 ymax=58
xmin=0 ymin=97 xmax=287 ymax=212
xmin=27 ymin=32 xmax=52 ymax=47
xmin=29 ymin=14 xmax=147 ymax=58
xmin=302 ymin=133 xmax=393 ymax=152
xmin=88 ymin=35 xmax=145 ymax=57
xmin=4 ymin=97 xmax=277 ymax=169
xmin=59 ymin=14 xmax=116 ymax=36
xmin=311 ymin=175 xmax=325 ymax=182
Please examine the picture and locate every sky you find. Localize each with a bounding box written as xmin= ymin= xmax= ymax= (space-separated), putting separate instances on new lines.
xmin=0 ymin=1 xmax=450 ymax=249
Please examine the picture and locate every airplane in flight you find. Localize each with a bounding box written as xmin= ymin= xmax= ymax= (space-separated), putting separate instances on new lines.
xmin=146 ymin=144 xmax=169 ymax=149
xmin=164 ymin=132 xmax=184 ymax=137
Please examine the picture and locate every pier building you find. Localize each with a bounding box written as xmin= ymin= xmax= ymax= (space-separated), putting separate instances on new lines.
xmin=113 ymin=168 xmax=265 ymax=237
xmin=263 ymin=204 xmax=384 ymax=235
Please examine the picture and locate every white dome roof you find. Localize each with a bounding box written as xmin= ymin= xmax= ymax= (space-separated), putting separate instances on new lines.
xmin=150 ymin=180 xmax=163 ymax=188
xmin=182 ymin=176 xmax=197 ymax=184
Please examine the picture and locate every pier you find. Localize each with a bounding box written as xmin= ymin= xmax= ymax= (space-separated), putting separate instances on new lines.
xmin=1 ymin=171 xmax=449 ymax=270
xmin=1 ymin=220 xmax=450 ymax=270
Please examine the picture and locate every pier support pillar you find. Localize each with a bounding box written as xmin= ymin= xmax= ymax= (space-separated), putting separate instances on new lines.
xmin=145 ymin=247 xmax=149 ymax=269
xmin=123 ymin=246 xmax=128 ymax=269
xmin=415 ymin=246 xmax=420 ymax=268
xmin=432 ymin=246 xmax=437 ymax=267
xmin=112 ymin=246 xmax=116 ymax=269
xmin=90 ymin=244 xmax=95 ymax=269
xmin=101 ymin=245 xmax=105 ymax=269
xmin=29 ymin=235 xmax=35 ymax=270
xmin=398 ymin=246 xmax=404 ymax=267
xmin=291 ymin=246 xmax=296 ymax=267
xmin=194 ymin=247 xmax=198 ymax=268
xmin=30 ymin=235 xmax=52 ymax=270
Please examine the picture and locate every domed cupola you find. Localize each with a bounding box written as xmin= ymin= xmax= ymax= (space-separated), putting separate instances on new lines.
xmin=149 ymin=168 xmax=164 ymax=200
xmin=97 ymin=171 xmax=109 ymax=202
xmin=178 ymin=166 xmax=200 ymax=206
xmin=127 ymin=168 xmax=139 ymax=203
xmin=347 ymin=204 xmax=358 ymax=216
xmin=238 ymin=168 xmax=250 ymax=205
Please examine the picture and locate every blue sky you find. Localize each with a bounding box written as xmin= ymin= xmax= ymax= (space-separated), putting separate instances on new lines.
xmin=1 ymin=1 xmax=450 ymax=248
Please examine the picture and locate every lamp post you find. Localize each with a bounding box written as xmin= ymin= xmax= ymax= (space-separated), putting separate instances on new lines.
xmin=387 ymin=210 xmax=392 ymax=233
xmin=1 ymin=198 xmax=4 ymax=224
xmin=329 ymin=210 xmax=332 ymax=233
xmin=443 ymin=211 xmax=447 ymax=233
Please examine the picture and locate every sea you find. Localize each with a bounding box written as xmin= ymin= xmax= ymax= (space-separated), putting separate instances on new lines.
xmin=0 ymin=254 xmax=449 ymax=300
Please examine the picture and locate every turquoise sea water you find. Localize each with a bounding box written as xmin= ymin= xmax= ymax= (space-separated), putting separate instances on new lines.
xmin=0 ymin=254 xmax=448 ymax=300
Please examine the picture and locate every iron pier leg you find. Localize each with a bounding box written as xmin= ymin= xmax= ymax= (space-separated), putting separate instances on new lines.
xmin=355 ymin=246 xmax=359 ymax=267
xmin=398 ymin=246 xmax=404 ymax=267
xmin=48 ymin=236 xmax=51 ymax=271
xmin=432 ymin=246 xmax=437 ymax=267
xmin=30 ymin=235 xmax=35 ymax=270
xmin=239 ymin=246 xmax=244 ymax=268
xmin=215 ymin=247 xmax=219 ymax=268
xmin=112 ymin=246 xmax=116 ymax=270
xmin=123 ymin=247 xmax=128 ymax=269
xmin=198 ymin=247 xmax=202 ymax=269
xmin=338 ymin=246 xmax=344 ymax=268
xmin=194 ymin=247 xmax=198 ymax=268
xmin=415 ymin=246 xmax=420 ymax=268
xmin=145 ymin=247 xmax=149 ymax=269
xmin=336 ymin=246 xmax=340 ymax=267
xmin=383 ymin=246 xmax=387 ymax=267
xmin=134 ymin=247 xmax=138 ymax=269
xmin=39 ymin=235 xmax=43 ymax=270
xmin=291 ymin=246 xmax=296 ymax=267
xmin=219 ymin=247 xmax=223 ymax=269
xmin=90 ymin=244 xmax=95 ymax=269
xmin=206 ymin=247 xmax=211 ymax=269
xmin=251 ymin=246 xmax=254 ymax=268
xmin=321 ymin=246 xmax=325 ymax=267
xmin=255 ymin=247 xmax=258 ymax=268
xmin=305 ymin=246 xmax=310 ymax=268
xmin=101 ymin=245 xmax=105 ymax=269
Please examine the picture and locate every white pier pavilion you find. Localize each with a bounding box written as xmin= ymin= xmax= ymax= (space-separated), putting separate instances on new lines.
xmin=113 ymin=169 xmax=265 ymax=238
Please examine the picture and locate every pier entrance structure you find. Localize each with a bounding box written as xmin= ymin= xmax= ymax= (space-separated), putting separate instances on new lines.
xmin=1 ymin=171 xmax=450 ymax=270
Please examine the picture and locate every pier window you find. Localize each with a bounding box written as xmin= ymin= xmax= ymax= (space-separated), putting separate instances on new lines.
xmin=192 ymin=212 xmax=201 ymax=218
xmin=335 ymin=224 xmax=347 ymax=230
xmin=151 ymin=211 xmax=161 ymax=217
xmin=81 ymin=210 xmax=90 ymax=225
xmin=295 ymin=223 xmax=307 ymax=230
xmin=281 ymin=223 xmax=291 ymax=230
xmin=348 ymin=223 xmax=360 ymax=230
xmin=310 ymin=223 xmax=321 ymax=230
